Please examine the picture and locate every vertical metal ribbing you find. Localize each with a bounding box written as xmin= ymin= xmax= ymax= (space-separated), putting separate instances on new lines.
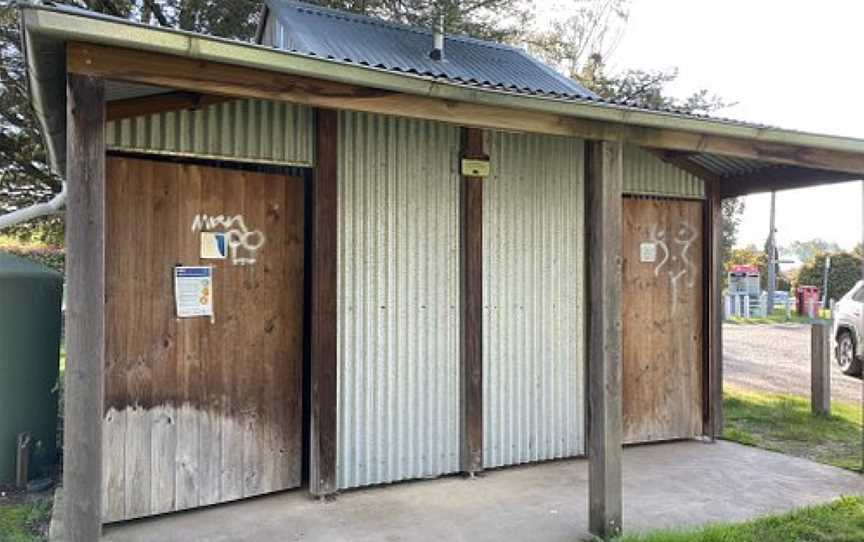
xmin=482 ymin=130 xmax=586 ymax=469
xmin=623 ymin=144 xmax=705 ymax=199
xmin=337 ymin=111 xmax=461 ymax=489
xmin=105 ymin=99 xmax=314 ymax=167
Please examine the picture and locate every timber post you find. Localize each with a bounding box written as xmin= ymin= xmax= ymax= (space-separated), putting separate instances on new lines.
xmin=811 ymin=322 xmax=831 ymax=416
xmin=310 ymin=108 xmax=339 ymax=496
xmin=585 ymin=140 xmax=624 ymax=539
xmin=460 ymin=127 xmax=485 ymax=475
xmin=704 ymin=178 xmax=724 ymax=438
xmin=64 ymin=72 xmax=106 ymax=540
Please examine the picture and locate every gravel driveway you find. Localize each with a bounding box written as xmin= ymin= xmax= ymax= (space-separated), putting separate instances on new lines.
xmin=724 ymin=323 xmax=862 ymax=404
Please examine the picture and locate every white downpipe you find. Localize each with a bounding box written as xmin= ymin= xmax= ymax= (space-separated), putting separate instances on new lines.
xmin=0 ymin=183 xmax=66 ymax=230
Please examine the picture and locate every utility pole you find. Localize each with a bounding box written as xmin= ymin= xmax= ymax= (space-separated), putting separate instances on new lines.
xmin=766 ymin=191 xmax=777 ymax=315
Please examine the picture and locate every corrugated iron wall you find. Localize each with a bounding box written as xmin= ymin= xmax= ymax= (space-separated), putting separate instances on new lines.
xmin=624 ymin=144 xmax=705 ymax=199
xmin=337 ymin=111 xmax=462 ymax=489
xmin=106 ymin=99 xmax=314 ymax=166
xmin=482 ymin=130 xmax=586 ymax=469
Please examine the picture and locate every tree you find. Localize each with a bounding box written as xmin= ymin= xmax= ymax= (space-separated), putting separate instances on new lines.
xmin=796 ymin=251 xmax=861 ymax=302
xmin=786 ymin=238 xmax=842 ymax=264
xmin=307 ymin=0 xmax=532 ymax=41
xmin=0 ymin=5 xmax=64 ymax=244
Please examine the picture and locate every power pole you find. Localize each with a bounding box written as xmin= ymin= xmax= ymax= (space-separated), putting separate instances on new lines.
xmin=766 ymin=191 xmax=777 ymax=315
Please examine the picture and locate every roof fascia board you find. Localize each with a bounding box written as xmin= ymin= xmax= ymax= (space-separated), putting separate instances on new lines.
xmin=22 ymin=6 xmax=864 ymax=159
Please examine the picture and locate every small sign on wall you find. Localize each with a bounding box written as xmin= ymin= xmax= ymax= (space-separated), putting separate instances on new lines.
xmin=640 ymin=242 xmax=657 ymax=263
xmin=461 ymin=158 xmax=490 ymax=177
xmin=174 ymin=266 xmax=214 ymax=320
xmin=200 ymin=232 xmax=227 ymax=259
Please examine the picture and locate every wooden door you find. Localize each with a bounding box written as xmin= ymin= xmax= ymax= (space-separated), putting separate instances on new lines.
xmin=622 ymin=197 xmax=703 ymax=444
xmin=103 ymin=156 xmax=305 ymax=521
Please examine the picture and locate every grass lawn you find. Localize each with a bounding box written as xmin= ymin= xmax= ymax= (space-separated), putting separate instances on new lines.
xmin=617 ymin=496 xmax=864 ymax=542
xmin=722 ymin=386 xmax=862 ymax=471
xmin=0 ymin=493 xmax=52 ymax=542
xmin=725 ymin=308 xmax=832 ymax=326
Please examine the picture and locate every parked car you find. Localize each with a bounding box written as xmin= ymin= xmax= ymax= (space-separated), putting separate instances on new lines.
xmin=833 ymin=280 xmax=864 ymax=375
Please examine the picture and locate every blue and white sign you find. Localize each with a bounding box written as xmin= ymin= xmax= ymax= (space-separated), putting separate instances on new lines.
xmin=174 ymin=266 xmax=214 ymax=319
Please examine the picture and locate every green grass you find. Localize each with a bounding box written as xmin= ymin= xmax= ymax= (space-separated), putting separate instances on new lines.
xmin=722 ymin=387 xmax=862 ymax=471
xmin=0 ymin=497 xmax=52 ymax=542
xmin=616 ymin=496 xmax=864 ymax=542
xmin=726 ymin=308 xmax=832 ymax=325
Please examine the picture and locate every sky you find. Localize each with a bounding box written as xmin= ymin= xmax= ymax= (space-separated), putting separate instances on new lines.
xmin=538 ymin=0 xmax=864 ymax=251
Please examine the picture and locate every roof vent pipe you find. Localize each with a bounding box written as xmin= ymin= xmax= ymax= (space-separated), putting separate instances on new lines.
xmin=430 ymin=16 xmax=444 ymax=60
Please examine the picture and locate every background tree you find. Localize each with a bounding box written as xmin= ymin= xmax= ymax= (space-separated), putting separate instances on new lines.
xmin=796 ymin=251 xmax=861 ymax=302
xmin=785 ymin=238 xmax=842 ymax=264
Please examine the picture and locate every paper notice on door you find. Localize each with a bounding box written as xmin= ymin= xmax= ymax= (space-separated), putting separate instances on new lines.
xmin=174 ymin=266 xmax=214 ymax=319
xmin=640 ymin=242 xmax=657 ymax=263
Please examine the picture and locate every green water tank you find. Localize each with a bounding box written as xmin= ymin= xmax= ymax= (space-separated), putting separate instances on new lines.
xmin=0 ymin=251 xmax=62 ymax=485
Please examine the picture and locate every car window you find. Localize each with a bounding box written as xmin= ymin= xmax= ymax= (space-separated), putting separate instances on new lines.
xmin=854 ymin=287 xmax=864 ymax=303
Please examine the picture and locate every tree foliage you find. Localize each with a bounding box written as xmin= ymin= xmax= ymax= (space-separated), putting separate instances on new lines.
xmin=0 ymin=5 xmax=63 ymax=243
xmin=308 ymin=0 xmax=531 ymax=41
xmin=797 ymin=251 xmax=862 ymax=303
xmin=784 ymin=238 xmax=842 ymax=264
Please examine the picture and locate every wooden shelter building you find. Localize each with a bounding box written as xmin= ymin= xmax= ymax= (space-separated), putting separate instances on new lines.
xmin=17 ymin=2 xmax=864 ymax=539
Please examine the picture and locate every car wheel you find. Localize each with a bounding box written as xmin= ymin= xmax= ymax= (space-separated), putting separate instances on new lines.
xmin=837 ymin=331 xmax=862 ymax=376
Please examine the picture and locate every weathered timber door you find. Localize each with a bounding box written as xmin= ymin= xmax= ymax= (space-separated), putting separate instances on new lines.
xmin=622 ymin=196 xmax=704 ymax=444
xmin=103 ymin=156 xmax=305 ymax=521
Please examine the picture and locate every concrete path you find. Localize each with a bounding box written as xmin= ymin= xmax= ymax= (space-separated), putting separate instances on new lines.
xmin=101 ymin=441 xmax=863 ymax=542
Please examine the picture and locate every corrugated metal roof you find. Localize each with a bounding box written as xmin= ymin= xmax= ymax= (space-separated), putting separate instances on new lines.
xmin=261 ymin=1 xmax=771 ymax=129
xmin=688 ymin=153 xmax=768 ymax=177
xmin=264 ymin=0 xmax=595 ymax=99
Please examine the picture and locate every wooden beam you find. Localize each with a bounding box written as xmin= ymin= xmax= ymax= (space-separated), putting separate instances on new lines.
xmin=586 ymin=140 xmax=624 ymax=540
xmin=106 ymin=91 xmax=230 ymax=121
xmin=719 ymin=166 xmax=861 ymax=197
xmin=703 ymin=178 xmax=724 ymax=439
xmin=64 ymin=73 xmax=106 ymax=540
xmin=460 ymin=127 xmax=484 ymax=475
xmin=67 ymin=42 xmax=864 ymax=176
xmin=310 ymin=108 xmax=338 ymax=497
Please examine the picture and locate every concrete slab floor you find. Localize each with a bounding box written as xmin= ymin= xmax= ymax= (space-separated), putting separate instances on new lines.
xmin=102 ymin=441 xmax=863 ymax=542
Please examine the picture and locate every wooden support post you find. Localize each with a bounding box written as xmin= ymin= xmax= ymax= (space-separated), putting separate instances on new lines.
xmin=704 ymin=178 xmax=724 ymax=438
xmin=811 ymin=322 xmax=831 ymax=416
xmin=15 ymin=433 xmax=31 ymax=490
xmin=64 ymin=73 xmax=106 ymax=541
xmin=310 ymin=108 xmax=339 ymax=497
xmin=585 ymin=140 xmax=624 ymax=540
xmin=460 ymin=127 xmax=484 ymax=474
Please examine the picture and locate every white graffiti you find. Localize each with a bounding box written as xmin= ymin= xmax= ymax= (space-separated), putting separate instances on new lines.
xmin=648 ymin=222 xmax=697 ymax=304
xmin=192 ymin=214 xmax=266 ymax=266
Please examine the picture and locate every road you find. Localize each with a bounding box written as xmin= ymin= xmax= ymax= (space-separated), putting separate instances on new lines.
xmin=724 ymin=322 xmax=861 ymax=404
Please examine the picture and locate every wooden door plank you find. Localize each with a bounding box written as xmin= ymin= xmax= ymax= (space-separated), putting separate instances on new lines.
xmin=123 ymin=159 xmax=155 ymax=519
xmin=148 ymin=161 xmax=180 ymax=515
xmin=174 ymin=161 xmax=204 ymax=510
xmin=103 ymin=157 xmax=128 ymax=522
